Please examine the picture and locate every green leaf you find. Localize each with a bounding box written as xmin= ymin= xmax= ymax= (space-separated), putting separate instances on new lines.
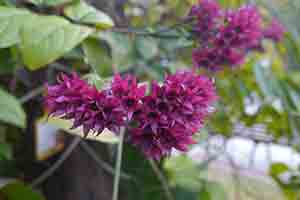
xmin=0 ymin=7 xmax=34 ymax=48
xmin=44 ymin=117 xmax=119 ymax=143
xmin=64 ymin=1 xmax=114 ymax=29
xmin=135 ymin=36 xmax=158 ymax=60
xmin=0 ymin=88 xmax=26 ymax=128
xmin=0 ymin=143 xmax=12 ymax=160
xmin=82 ymin=38 xmax=112 ymax=76
xmin=0 ymin=49 xmax=16 ymax=74
xmin=269 ymin=162 xmax=290 ymax=177
xmin=20 ymin=15 xmax=93 ymax=70
xmin=99 ymin=32 xmax=135 ymax=72
xmin=27 ymin=0 xmax=72 ymax=7
xmin=0 ymin=182 xmax=44 ymax=200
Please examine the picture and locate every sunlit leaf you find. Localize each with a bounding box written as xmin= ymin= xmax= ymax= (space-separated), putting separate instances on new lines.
xmin=64 ymin=1 xmax=114 ymax=29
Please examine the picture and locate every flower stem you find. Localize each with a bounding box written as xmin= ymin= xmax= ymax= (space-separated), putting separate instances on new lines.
xmin=112 ymin=127 xmax=126 ymax=200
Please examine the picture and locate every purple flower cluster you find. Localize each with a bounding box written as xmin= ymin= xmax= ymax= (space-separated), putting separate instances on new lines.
xmin=189 ymin=0 xmax=285 ymax=71
xmin=130 ymin=72 xmax=217 ymax=159
xmin=45 ymin=71 xmax=217 ymax=159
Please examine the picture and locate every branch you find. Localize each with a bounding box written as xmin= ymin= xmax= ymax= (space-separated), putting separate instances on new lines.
xmin=31 ymin=137 xmax=81 ymax=187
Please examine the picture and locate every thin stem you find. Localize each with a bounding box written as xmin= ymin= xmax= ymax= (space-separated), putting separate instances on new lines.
xmin=112 ymin=127 xmax=126 ymax=200
xmin=31 ymin=137 xmax=81 ymax=187
xmin=148 ymin=159 xmax=174 ymax=200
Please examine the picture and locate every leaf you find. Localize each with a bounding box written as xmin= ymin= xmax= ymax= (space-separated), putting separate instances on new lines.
xmin=0 ymin=88 xmax=26 ymax=128
xmin=64 ymin=1 xmax=114 ymax=29
xmin=45 ymin=117 xmax=119 ymax=143
xmin=0 ymin=143 xmax=12 ymax=160
xmin=0 ymin=7 xmax=34 ymax=48
xmin=0 ymin=182 xmax=44 ymax=200
xmin=27 ymin=0 xmax=72 ymax=6
xmin=269 ymin=162 xmax=290 ymax=177
xmin=99 ymin=32 xmax=135 ymax=72
xmin=135 ymin=36 xmax=158 ymax=60
xmin=0 ymin=49 xmax=16 ymax=74
xmin=82 ymin=38 xmax=112 ymax=76
xmin=19 ymin=15 xmax=93 ymax=70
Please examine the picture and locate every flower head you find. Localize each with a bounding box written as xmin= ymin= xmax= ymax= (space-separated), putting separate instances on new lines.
xmin=263 ymin=19 xmax=285 ymax=42
xmin=189 ymin=0 xmax=222 ymax=41
xmin=45 ymin=73 xmax=126 ymax=135
xmin=129 ymin=71 xmax=217 ymax=159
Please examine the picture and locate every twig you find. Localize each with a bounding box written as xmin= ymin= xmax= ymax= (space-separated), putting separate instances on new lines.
xmin=148 ymin=159 xmax=174 ymax=200
xmin=31 ymin=137 xmax=81 ymax=188
xmin=112 ymin=127 xmax=126 ymax=200
xmin=20 ymin=86 xmax=44 ymax=104
xmin=80 ymin=140 xmax=133 ymax=181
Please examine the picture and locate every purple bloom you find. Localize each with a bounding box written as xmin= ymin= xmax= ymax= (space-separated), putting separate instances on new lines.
xmin=45 ymin=71 xmax=217 ymax=160
xmin=111 ymin=74 xmax=146 ymax=120
xmin=129 ymin=71 xmax=217 ymax=159
xmin=263 ymin=19 xmax=285 ymax=42
xmin=189 ymin=0 xmax=222 ymax=41
xmin=192 ymin=47 xmax=244 ymax=71
xmin=45 ymin=73 xmax=126 ymax=135
xmin=189 ymin=2 xmax=285 ymax=71
xmin=217 ymin=6 xmax=263 ymax=49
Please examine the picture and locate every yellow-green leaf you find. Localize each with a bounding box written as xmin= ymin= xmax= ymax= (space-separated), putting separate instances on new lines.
xmin=64 ymin=1 xmax=114 ymax=29
xmin=20 ymin=15 xmax=93 ymax=70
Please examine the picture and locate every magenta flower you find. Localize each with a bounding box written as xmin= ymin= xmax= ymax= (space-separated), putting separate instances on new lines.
xmin=188 ymin=1 xmax=285 ymax=71
xmin=45 ymin=71 xmax=217 ymax=160
xmin=218 ymin=6 xmax=263 ymax=49
xmin=111 ymin=74 xmax=146 ymax=120
xmin=264 ymin=19 xmax=285 ymax=42
xmin=129 ymin=71 xmax=218 ymax=159
xmin=189 ymin=0 xmax=222 ymax=41
xmin=45 ymin=73 xmax=126 ymax=135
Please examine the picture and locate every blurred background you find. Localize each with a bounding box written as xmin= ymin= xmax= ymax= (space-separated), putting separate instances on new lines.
xmin=1 ymin=0 xmax=300 ymax=199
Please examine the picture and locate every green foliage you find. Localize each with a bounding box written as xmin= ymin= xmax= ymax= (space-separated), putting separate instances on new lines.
xmin=0 ymin=182 xmax=45 ymax=200
xmin=27 ymin=0 xmax=72 ymax=7
xmin=64 ymin=1 xmax=114 ymax=29
xmin=20 ymin=15 xmax=93 ymax=69
xmin=0 ymin=7 xmax=33 ymax=48
xmin=0 ymin=88 xmax=25 ymax=128
xmin=82 ymin=38 xmax=112 ymax=76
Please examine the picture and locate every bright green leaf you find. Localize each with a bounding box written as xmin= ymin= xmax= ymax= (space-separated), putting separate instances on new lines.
xmin=0 ymin=182 xmax=44 ymax=200
xmin=64 ymin=1 xmax=114 ymax=29
xmin=20 ymin=15 xmax=93 ymax=70
xmin=0 ymin=88 xmax=26 ymax=128
xmin=0 ymin=7 xmax=34 ymax=48
xmin=83 ymin=38 xmax=112 ymax=76
xmin=269 ymin=162 xmax=290 ymax=177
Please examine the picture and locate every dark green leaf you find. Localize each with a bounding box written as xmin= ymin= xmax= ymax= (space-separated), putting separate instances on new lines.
xmin=0 ymin=182 xmax=45 ymax=200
